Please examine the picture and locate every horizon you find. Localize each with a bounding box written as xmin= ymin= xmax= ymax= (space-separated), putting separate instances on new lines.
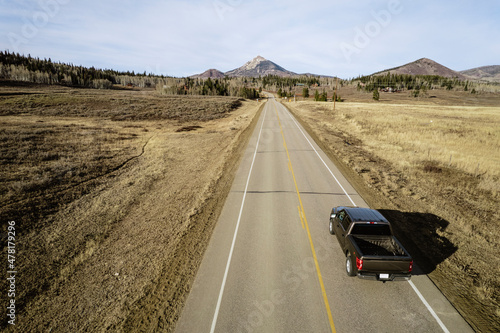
xmin=2 ymin=51 xmax=495 ymax=80
xmin=1 ymin=1 xmax=499 ymax=78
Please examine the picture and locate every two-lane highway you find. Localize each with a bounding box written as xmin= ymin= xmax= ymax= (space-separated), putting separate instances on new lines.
xmin=175 ymin=98 xmax=472 ymax=332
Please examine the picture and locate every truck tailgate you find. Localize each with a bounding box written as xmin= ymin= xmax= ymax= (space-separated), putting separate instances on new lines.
xmin=361 ymin=256 xmax=412 ymax=273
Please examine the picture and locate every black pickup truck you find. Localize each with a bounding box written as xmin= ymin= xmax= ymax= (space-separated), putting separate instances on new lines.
xmin=329 ymin=207 xmax=413 ymax=281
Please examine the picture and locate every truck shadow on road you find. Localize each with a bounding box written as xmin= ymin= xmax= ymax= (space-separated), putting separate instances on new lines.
xmin=377 ymin=209 xmax=458 ymax=275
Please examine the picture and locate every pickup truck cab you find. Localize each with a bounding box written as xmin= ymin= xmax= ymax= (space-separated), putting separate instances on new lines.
xmin=329 ymin=206 xmax=413 ymax=281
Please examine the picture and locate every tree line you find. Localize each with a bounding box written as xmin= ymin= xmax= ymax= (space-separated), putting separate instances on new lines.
xmin=355 ymin=72 xmax=477 ymax=94
xmin=262 ymin=75 xmax=321 ymax=90
xmin=0 ymin=51 xmax=262 ymax=98
xmin=0 ymin=50 xmax=169 ymax=89
xmin=159 ymin=76 xmax=261 ymax=99
xmin=4 ymin=51 xmax=491 ymax=100
xmin=0 ymin=51 xmax=344 ymax=100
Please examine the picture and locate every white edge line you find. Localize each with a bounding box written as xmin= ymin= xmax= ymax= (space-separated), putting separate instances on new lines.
xmin=209 ymin=105 xmax=268 ymax=333
xmin=280 ymin=101 xmax=450 ymax=333
xmin=409 ymin=280 xmax=450 ymax=333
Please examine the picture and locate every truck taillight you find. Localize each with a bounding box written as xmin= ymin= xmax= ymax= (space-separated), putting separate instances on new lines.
xmin=409 ymin=260 xmax=413 ymax=273
xmin=356 ymin=257 xmax=363 ymax=270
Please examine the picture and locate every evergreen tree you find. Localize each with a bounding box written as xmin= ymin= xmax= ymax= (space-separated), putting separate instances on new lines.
xmin=303 ymin=87 xmax=309 ymax=98
xmin=318 ymin=90 xmax=327 ymax=101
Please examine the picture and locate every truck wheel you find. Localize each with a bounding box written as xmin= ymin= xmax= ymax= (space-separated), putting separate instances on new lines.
xmin=346 ymin=252 xmax=356 ymax=277
xmin=329 ymin=219 xmax=335 ymax=234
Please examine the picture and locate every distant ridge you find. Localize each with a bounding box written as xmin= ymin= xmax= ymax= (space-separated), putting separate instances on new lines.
xmin=191 ymin=56 xmax=297 ymax=78
xmin=460 ymin=65 xmax=500 ymax=83
xmin=374 ymin=58 xmax=467 ymax=80
xmin=189 ymin=56 xmax=499 ymax=81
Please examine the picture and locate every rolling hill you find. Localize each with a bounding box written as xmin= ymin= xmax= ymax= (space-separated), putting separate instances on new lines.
xmin=460 ymin=65 xmax=500 ymax=83
xmin=190 ymin=69 xmax=225 ymax=79
xmin=373 ymin=58 xmax=467 ymax=79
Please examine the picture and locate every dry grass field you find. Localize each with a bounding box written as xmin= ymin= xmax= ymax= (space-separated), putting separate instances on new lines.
xmin=292 ymin=82 xmax=500 ymax=107
xmin=284 ymin=97 xmax=500 ymax=332
xmin=1 ymin=79 xmax=498 ymax=331
xmin=0 ymin=81 xmax=262 ymax=331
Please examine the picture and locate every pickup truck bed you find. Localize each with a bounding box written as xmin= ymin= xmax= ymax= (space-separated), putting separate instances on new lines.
xmin=351 ymin=235 xmax=406 ymax=257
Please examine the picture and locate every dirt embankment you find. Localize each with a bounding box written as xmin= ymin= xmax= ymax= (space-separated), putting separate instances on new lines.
xmin=0 ymin=85 xmax=263 ymax=331
xmin=283 ymin=100 xmax=499 ymax=333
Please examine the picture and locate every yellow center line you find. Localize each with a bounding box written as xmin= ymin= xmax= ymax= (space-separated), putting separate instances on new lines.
xmin=297 ymin=206 xmax=305 ymax=229
xmin=273 ymin=102 xmax=337 ymax=333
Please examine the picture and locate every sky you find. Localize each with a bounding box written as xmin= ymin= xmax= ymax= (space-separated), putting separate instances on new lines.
xmin=1 ymin=0 xmax=499 ymax=79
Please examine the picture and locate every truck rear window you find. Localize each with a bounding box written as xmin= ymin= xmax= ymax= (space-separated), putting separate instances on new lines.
xmin=351 ymin=224 xmax=392 ymax=236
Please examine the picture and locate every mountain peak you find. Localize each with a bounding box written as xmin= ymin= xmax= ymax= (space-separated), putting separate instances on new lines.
xmin=225 ymin=56 xmax=296 ymax=77
xmin=192 ymin=56 xmax=295 ymax=78
xmin=244 ymin=56 xmax=267 ymax=70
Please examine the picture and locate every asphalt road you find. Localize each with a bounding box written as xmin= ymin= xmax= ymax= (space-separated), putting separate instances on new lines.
xmin=175 ymin=98 xmax=473 ymax=332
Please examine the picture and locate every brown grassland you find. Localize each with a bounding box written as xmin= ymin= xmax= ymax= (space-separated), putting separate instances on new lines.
xmin=284 ymin=87 xmax=500 ymax=332
xmin=1 ymin=79 xmax=499 ymax=332
xmin=0 ymin=81 xmax=263 ymax=331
